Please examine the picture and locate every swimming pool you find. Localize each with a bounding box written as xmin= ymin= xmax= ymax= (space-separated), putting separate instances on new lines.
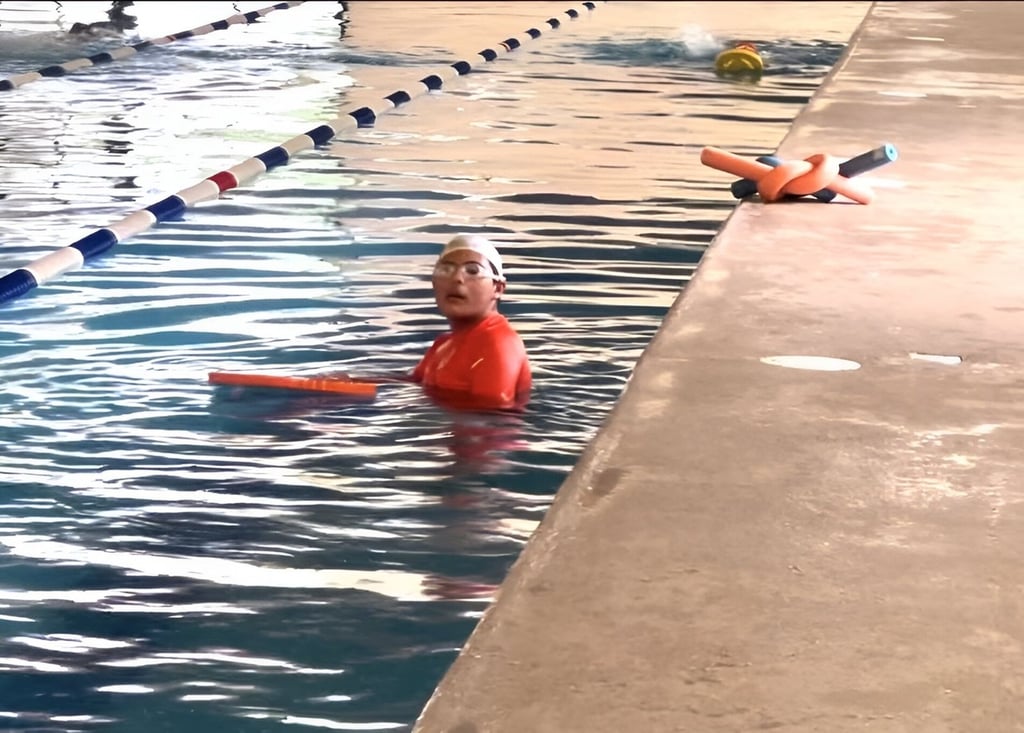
xmin=0 ymin=1 xmax=869 ymax=729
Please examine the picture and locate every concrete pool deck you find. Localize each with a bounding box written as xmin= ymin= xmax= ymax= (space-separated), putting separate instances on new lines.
xmin=414 ymin=2 xmax=1024 ymax=730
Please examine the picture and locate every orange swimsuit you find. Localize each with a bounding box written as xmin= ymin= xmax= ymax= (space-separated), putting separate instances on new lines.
xmin=411 ymin=312 xmax=531 ymax=410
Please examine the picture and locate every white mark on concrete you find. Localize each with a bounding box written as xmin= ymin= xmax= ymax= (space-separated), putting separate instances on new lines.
xmin=879 ymin=90 xmax=928 ymax=98
xmin=760 ymin=355 xmax=861 ymax=372
xmin=910 ymin=352 xmax=962 ymax=365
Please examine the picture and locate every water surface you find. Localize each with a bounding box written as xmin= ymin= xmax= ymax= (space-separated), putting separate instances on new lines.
xmin=0 ymin=1 xmax=870 ymax=730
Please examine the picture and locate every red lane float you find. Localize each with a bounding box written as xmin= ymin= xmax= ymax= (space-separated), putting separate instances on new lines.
xmin=700 ymin=146 xmax=874 ymax=204
xmin=208 ymin=371 xmax=377 ymax=398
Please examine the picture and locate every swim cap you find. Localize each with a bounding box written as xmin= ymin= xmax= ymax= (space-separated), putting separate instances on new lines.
xmin=440 ymin=234 xmax=506 ymax=282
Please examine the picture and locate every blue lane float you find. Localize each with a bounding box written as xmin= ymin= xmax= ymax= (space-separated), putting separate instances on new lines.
xmin=0 ymin=2 xmax=600 ymax=306
xmin=0 ymin=1 xmax=306 ymax=92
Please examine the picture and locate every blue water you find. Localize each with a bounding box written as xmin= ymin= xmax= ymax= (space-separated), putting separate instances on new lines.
xmin=0 ymin=1 xmax=869 ymax=730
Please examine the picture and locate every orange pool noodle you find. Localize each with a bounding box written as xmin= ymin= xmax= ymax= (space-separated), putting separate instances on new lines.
xmin=700 ymin=146 xmax=873 ymax=204
xmin=208 ymin=371 xmax=377 ymax=398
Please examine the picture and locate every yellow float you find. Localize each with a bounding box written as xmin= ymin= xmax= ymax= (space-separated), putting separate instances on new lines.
xmin=714 ymin=42 xmax=764 ymax=76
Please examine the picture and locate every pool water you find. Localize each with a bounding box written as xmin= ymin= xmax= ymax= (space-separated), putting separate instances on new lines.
xmin=0 ymin=1 xmax=869 ymax=730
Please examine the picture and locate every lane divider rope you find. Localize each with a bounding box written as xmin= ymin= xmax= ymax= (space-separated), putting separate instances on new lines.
xmin=0 ymin=1 xmax=306 ymax=92
xmin=0 ymin=1 xmax=599 ymax=306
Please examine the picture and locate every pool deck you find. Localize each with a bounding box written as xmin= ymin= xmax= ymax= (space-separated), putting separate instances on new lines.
xmin=413 ymin=2 xmax=1024 ymax=731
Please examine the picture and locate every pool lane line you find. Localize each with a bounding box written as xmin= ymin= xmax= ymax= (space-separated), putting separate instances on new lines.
xmin=0 ymin=1 xmax=599 ymax=306
xmin=0 ymin=1 xmax=306 ymax=92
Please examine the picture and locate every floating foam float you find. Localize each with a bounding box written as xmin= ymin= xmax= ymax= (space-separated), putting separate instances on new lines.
xmin=208 ymin=371 xmax=377 ymax=399
xmin=700 ymin=146 xmax=875 ymax=204
xmin=714 ymin=42 xmax=763 ymax=76
xmin=729 ymin=143 xmax=898 ymax=201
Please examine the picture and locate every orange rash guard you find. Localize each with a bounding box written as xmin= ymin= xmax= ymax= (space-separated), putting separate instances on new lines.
xmin=411 ymin=312 xmax=532 ymax=410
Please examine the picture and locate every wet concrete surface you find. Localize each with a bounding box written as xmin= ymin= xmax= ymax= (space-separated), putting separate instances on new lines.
xmin=414 ymin=2 xmax=1024 ymax=730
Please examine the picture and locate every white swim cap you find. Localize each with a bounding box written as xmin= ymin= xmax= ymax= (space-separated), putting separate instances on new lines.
xmin=440 ymin=234 xmax=506 ymax=282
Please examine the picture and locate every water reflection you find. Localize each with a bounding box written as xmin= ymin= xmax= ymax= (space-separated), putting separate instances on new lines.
xmin=208 ymin=381 xmax=528 ymax=479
